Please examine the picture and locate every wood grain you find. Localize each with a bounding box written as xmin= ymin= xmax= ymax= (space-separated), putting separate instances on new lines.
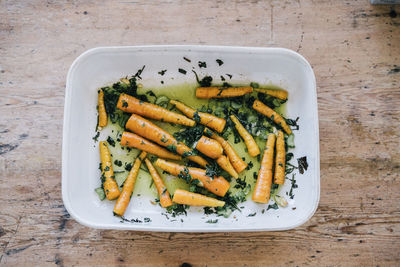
xmin=1 ymin=0 xmax=399 ymax=266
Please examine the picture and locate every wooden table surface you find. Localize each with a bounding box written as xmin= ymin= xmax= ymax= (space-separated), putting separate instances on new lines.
xmin=1 ymin=0 xmax=399 ymax=266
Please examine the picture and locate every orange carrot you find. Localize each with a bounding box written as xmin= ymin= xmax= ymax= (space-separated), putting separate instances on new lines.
xmin=113 ymin=151 xmax=147 ymax=216
xmin=120 ymin=131 xmax=181 ymax=160
xmin=125 ymin=114 xmax=208 ymax=167
xmin=216 ymin=155 xmax=238 ymax=179
xmin=172 ymin=189 xmax=225 ymax=207
xmin=252 ymin=100 xmax=292 ymax=135
xmin=155 ymin=159 xmax=230 ymax=197
xmin=254 ymin=88 xmax=288 ymax=100
xmin=145 ymin=158 xmax=173 ymax=208
xmin=170 ymin=100 xmax=226 ymax=132
xmin=117 ymin=93 xmax=195 ymax=126
xmin=252 ymin=133 xmax=276 ymax=203
xmin=274 ymin=131 xmax=285 ymax=185
xmin=195 ymin=136 xmax=223 ymax=159
xmin=196 ymin=86 xmax=253 ymax=99
xmin=230 ymin=115 xmax=260 ymax=157
xmin=205 ymin=128 xmax=247 ymax=173
xmin=99 ymin=141 xmax=120 ymax=200
xmin=97 ymin=89 xmax=107 ymax=130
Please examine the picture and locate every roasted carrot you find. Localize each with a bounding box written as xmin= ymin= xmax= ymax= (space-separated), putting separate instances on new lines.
xmin=155 ymin=159 xmax=230 ymax=197
xmin=97 ymin=89 xmax=107 ymax=130
xmin=145 ymin=158 xmax=173 ymax=208
xmin=170 ymin=100 xmax=226 ymax=132
xmin=252 ymin=133 xmax=276 ymax=203
xmin=205 ymin=128 xmax=247 ymax=173
xmin=117 ymin=93 xmax=195 ymax=126
xmin=120 ymin=131 xmax=182 ymax=160
xmin=99 ymin=141 xmax=120 ymax=200
xmin=196 ymin=86 xmax=253 ymax=99
xmin=125 ymin=114 xmax=208 ymax=167
xmin=172 ymin=189 xmax=225 ymax=207
xmin=230 ymin=115 xmax=260 ymax=157
xmin=113 ymin=151 xmax=147 ymax=216
xmin=252 ymin=100 xmax=292 ymax=135
xmin=254 ymin=88 xmax=288 ymax=100
xmin=216 ymin=155 xmax=239 ymax=179
xmin=274 ymin=131 xmax=285 ymax=185
xmin=195 ymin=136 xmax=223 ymax=159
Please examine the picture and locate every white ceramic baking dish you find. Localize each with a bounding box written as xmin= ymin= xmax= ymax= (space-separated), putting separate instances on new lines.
xmin=62 ymin=45 xmax=319 ymax=231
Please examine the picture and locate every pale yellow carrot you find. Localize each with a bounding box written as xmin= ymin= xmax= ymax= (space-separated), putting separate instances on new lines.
xmin=120 ymin=131 xmax=181 ymax=160
xmin=172 ymin=189 xmax=225 ymax=207
xmin=252 ymin=133 xmax=276 ymax=203
xmin=252 ymin=100 xmax=292 ymax=135
xmin=117 ymin=93 xmax=195 ymax=126
xmin=196 ymin=86 xmax=253 ymax=99
xmin=274 ymin=131 xmax=285 ymax=185
xmin=113 ymin=151 xmax=147 ymax=216
xmin=170 ymin=100 xmax=226 ymax=132
xmin=99 ymin=141 xmax=120 ymax=200
xmin=155 ymin=159 xmax=230 ymax=197
xmin=145 ymin=158 xmax=173 ymax=208
xmin=230 ymin=115 xmax=260 ymax=157
xmin=125 ymin=114 xmax=208 ymax=167
xmin=205 ymin=128 xmax=247 ymax=173
xmin=97 ymin=89 xmax=107 ymax=130
xmin=216 ymin=155 xmax=239 ymax=179
xmin=254 ymin=88 xmax=288 ymax=100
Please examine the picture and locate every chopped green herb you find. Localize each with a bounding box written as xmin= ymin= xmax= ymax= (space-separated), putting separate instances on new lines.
xmin=206 ymin=219 xmax=218 ymax=223
xmin=95 ymin=187 xmax=106 ymax=201
xmin=297 ymin=156 xmax=308 ymax=174
xmin=204 ymin=207 xmax=215 ymax=215
xmin=166 ymin=204 xmax=188 ymax=217
xmin=247 ymin=212 xmax=257 ymax=217
xmin=114 ymin=160 xmax=122 ymax=167
xmin=166 ymin=144 xmax=177 ymax=153
xmin=193 ymin=111 xmax=201 ymax=122
xmin=183 ymin=56 xmax=191 ymax=62
xmin=178 ymin=68 xmax=187 ymax=74
xmin=267 ymin=202 xmax=279 ymax=210
xmin=124 ymin=162 xmax=133 ymax=171
xmin=92 ymin=132 xmax=100 ymax=142
xmin=198 ymin=61 xmax=207 ymax=68
xmin=250 ymin=82 xmax=259 ymax=88
xmin=216 ymin=59 xmax=224 ymax=66
xmin=158 ymin=70 xmax=167 ymax=76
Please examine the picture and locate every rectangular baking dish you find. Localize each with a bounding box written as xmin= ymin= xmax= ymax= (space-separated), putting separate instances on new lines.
xmin=62 ymin=45 xmax=319 ymax=231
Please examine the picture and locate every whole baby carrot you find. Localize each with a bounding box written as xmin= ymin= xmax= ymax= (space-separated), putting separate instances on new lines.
xmin=252 ymin=100 xmax=292 ymax=135
xmin=120 ymin=131 xmax=181 ymax=161
xmin=155 ymin=159 xmax=230 ymax=197
xmin=252 ymin=133 xmax=276 ymax=203
xmin=274 ymin=131 xmax=285 ymax=185
xmin=99 ymin=141 xmax=120 ymax=200
xmin=170 ymin=100 xmax=226 ymax=133
xmin=172 ymin=189 xmax=225 ymax=207
xmin=254 ymin=88 xmax=288 ymax=100
xmin=145 ymin=158 xmax=173 ymax=208
xmin=113 ymin=151 xmax=147 ymax=216
xmin=195 ymin=136 xmax=223 ymax=159
xmin=97 ymin=89 xmax=107 ymax=130
xmin=196 ymin=86 xmax=253 ymax=99
xmin=216 ymin=155 xmax=239 ymax=179
xmin=230 ymin=115 xmax=260 ymax=157
xmin=117 ymin=93 xmax=195 ymax=126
